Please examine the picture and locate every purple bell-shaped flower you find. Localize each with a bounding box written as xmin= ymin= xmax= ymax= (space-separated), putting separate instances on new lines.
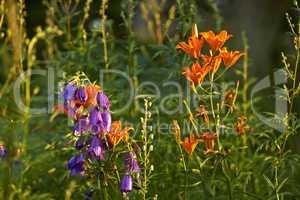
xmin=124 ymin=152 xmax=140 ymax=173
xmin=120 ymin=175 xmax=133 ymax=193
xmin=89 ymin=107 xmax=103 ymax=133
xmin=88 ymin=136 xmax=105 ymax=160
xmin=67 ymin=153 xmax=85 ymax=176
xmin=96 ymin=92 xmax=110 ymax=110
xmin=63 ymin=83 xmax=77 ymax=100
xmin=76 ymin=87 xmax=88 ymax=103
xmin=73 ymin=116 xmax=89 ymax=135
xmin=101 ymin=111 xmax=111 ymax=132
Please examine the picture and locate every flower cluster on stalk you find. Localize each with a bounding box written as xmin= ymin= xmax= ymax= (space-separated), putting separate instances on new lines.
xmin=56 ymin=75 xmax=141 ymax=194
xmin=173 ymin=24 xmax=245 ymax=156
xmin=176 ymin=24 xmax=243 ymax=87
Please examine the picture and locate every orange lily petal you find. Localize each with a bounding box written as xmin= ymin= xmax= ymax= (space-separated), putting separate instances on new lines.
xmin=84 ymin=84 xmax=101 ymax=107
xmin=107 ymin=121 xmax=130 ymax=147
xmin=182 ymin=62 xmax=210 ymax=86
xmin=176 ymin=24 xmax=204 ymax=58
xmin=201 ymin=30 xmax=232 ymax=51
xmin=182 ymin=134 xmax=199 ymax=156
xmin=219 ymin=47 xmax=244 ymax=68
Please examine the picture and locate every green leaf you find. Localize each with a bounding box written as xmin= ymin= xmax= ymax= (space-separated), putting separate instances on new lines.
xmin=263 ymin=174 xmax=275 ymax=190
xmin=277 ymin=177 xmax=288 ymax=192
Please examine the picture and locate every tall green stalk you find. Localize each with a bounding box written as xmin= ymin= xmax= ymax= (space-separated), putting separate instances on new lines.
xmin=100 ymin=0 xmax=109 ymax=69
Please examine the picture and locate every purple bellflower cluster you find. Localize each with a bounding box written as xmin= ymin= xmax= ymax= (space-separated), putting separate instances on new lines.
xmin=57 ymin=77 xmax=140 ymax=196
xmin=60 ymin=82 xmax=111 ymax=177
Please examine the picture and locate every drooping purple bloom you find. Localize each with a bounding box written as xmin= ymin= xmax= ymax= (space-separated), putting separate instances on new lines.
xmin=63 ymin=83 xmax=77 ymax=100
xmin=88 ymin=136 xmax=105 ymax=160
xmin=120 ymin=175 xmax=132 ymax=193
xmin=89 ymin=107 xmax=103 ymax=133
xmin=101 ymin=111 xmax=111 ymax=132
xmin=124 ymin=152 xmax=140 ymax=173
xmin=96 ymin=92 xmax=110 ymax=110
xmin=73 ymin=116 xmax=89 ymax=135
xmin=0 ymin=145 xmax=7 ymax=158
xmin=89 ymin=107 xmax=102 ymax=125
xmin=76 ymin=87 xmax=88 ymax=103
xmin=67 ymin=154 xmax=85 ymax=176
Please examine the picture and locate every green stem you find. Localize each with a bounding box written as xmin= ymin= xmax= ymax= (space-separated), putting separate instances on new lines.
xmin=183 ymin=100 xmax=198 ymax=134
xmin=101 ymin=0 xmax=109 ymax=69
xmin=142 ymin=100 xmax=149 ymax=200
xmin=275 ymin=166 xmax=280 ymax=200
xmin=242 ymin=32 xmax=249 ymax=115
xmin=210 ymin=73 xmax=215 ymax=120
xmin=222 ymin=161 xmax=232 ymax=200
xmin=289 ymin=46 xmax=299 ymax=113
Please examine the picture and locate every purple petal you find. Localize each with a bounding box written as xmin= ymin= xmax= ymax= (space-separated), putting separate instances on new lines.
xmin=76 ymin=87 xmax=88 ymax=103
xmin=93 ymin=146 xmax=105 ymax=160
xmin=73 ymin=117 xmax=89 ymax=135
xmin=88 ymin=136 xmax=105 ymax=160
xmin=63 ymin=84 xmax=77 ymax=100
xmin=101 ymin=112 xmax=111 ymax=132
xmin=131 ymin=159 xmax=141 ymax=173
xmin=91 ymin=125 xmax=101 ymax=133
xmin=124 ymin=152 xmax=140 ymax=173
xmin=67 ymin=154 xmax=85 ymax=176
xmin=67 ymin=156 xmax=77 ymax=169
xmin=90 ymin=136 xmax=100 ymax=147
xmin=120 ymin=175 xmax=132 ymax=193
xmin=89 ymin=107 xmax=102 ymax=126
xmin=97 ymin=92 xmax=110 ymax=110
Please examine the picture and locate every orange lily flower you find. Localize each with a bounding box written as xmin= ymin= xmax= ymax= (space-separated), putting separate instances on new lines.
xmin=199 ymin=132 xmax=217 ymax=154
xmin=84 ymin=84 xmax=101 ymax=107
xmin=201 ymin=31 xmax=232 ymax=51
xmin=182 ymin=62 xmax=210 ymax=86
xmin=107 ymin=121 xmax=130 ymax=147
xmin=202 ymin=55 xmax=222 ymax=73
xmin=182 ymin=133 xmax=199 ymax=156
xmin=172 ymin=121 xmax=199 ymax=156
xmin=176 ymin=24 xmax=205 ymax=59
xmin=219 ymin=47 xmax=243 ymax=68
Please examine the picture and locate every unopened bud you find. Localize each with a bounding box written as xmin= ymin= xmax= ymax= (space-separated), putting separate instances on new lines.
xmin=150 ymin=134 xmax=154 ymax=140
xmin=149 ymin=145 xmax=153 ymax=152
xmin=150 ymin=165 xmax=154 ymax=171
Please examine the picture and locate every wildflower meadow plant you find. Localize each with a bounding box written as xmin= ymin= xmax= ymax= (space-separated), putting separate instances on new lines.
xmin=55 ymin=73 xmax=142 ymax=198
xmin=174 ymin=24 xmax=244 ymax=156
